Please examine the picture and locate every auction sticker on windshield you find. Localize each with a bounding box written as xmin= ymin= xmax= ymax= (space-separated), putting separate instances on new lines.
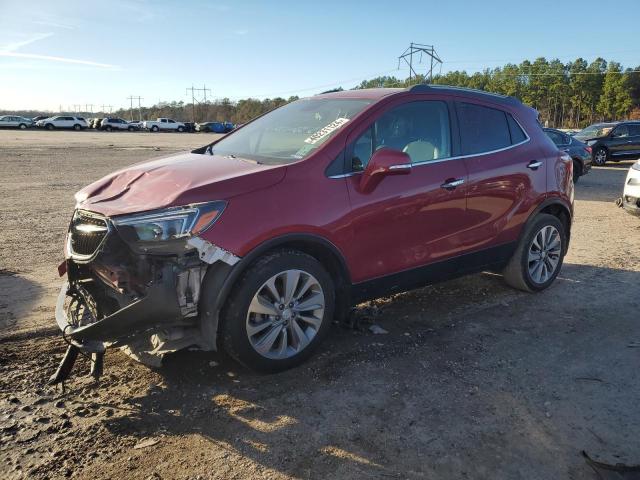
xmin=304 ymin=117 xmax=349 ymax=145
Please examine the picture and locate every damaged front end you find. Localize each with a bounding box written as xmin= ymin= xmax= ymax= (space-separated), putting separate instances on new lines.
xmin=51 ymin=204 xmax=239 ymax=384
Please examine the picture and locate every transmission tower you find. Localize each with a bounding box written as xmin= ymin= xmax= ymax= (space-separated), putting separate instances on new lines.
xmin=126 ymin=96 xmax=143 ymax=121
xmin=186 ymin=84 xmax=212 ymax=122
xmin=398 ymin=42 xmax=443 ymax=85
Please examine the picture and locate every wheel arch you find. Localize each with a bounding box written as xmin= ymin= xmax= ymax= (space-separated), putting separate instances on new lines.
xmin=525 ymin=198 xmax=572 ymax=253
xmin=198 ymin=233 xmax=352 ymax=351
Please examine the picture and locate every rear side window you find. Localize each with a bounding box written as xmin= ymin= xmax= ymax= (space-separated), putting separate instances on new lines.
xmin=457 ymin=103 xmax=511 ymax=155
xmin=629 ymin=124 xmax=640 ymax=136
xmin=508 ymin=115 xmax=527 ymax=144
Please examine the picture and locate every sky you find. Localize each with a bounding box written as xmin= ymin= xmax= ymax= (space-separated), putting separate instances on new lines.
xmin=1 ymin=0 xmax=639 ymax=112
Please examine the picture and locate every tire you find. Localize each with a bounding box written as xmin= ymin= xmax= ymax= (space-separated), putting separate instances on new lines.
xmin=220 ymin=250 xmax=335 ymax=372
xmin=18 ymin=123 xmax=27 ymax=130
xmin=105 ymin=125 xmax=112 ymax=132
xmin=151 ymin=125 xmax=159 ymax=132
xmin=128 ymin=126 xmax=134 ymax=132
xmin=593 ymin=147 xmax=608 ymax=166
xmin=45 ymin=123 xmax=54 ymax=131
xmin=503 ymin=213 xmax=566 ymax=293
xmin=177 ymin=126 xmax=185 ymax=132
xmin=572 ymin=160 xmax=582 ymax=184
xmin=73 ymin=124 xmax=81 ymax=131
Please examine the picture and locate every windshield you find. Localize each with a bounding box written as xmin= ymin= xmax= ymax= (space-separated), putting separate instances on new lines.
xmin=577 ymin=124 xmax=614 ymax=138
xmin=209 ymin=98 xmax=372 ymax=164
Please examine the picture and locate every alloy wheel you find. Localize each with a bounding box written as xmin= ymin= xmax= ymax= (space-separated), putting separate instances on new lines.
xmin=527 ymin=225 xmax=562 ymax=284
xmin=594 ymin=149 xmax=607 ymax=166
xmin=246 ymin=269 xmax=325 ymax=359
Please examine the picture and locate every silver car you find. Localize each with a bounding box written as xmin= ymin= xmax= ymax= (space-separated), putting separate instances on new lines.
xmin=0 ymin=115 xmax=33 ymax=129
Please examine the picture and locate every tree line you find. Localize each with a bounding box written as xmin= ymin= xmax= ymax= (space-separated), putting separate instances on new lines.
xmin=357 ymin=57 xmax=640 ymax=128
xmin=3 ymin=57 xmax=638 ymax=128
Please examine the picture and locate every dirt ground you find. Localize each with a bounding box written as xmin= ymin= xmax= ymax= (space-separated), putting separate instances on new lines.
xmin=1 ymin=129 xmax=639 ymax=479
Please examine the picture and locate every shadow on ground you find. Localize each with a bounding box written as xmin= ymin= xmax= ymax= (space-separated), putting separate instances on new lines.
xmin=96 ymin=262 xmax=640 ymax=479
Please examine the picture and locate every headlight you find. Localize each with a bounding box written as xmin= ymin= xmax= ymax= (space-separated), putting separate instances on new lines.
xmin=586 ymin=140 xmax=598 ymax=146
xmin=112 ymin=201 xmax=226 ymax=243
xmin=632 ymin=160 xmax=640 ymax=171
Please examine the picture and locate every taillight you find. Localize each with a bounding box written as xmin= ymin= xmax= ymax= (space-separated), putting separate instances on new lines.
xmin=585 ymin=146 xmax=592 ymax=154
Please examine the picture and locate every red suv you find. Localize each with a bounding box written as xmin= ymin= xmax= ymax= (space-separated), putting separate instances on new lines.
xmin=52 ymin=85 xmax=573 ymax=380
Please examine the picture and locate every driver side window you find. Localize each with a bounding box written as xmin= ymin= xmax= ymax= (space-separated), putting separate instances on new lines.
xmin=350 ymin=100 xmax=451 ymax=171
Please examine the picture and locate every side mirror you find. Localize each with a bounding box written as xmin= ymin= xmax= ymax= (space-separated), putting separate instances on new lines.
xmin=360 ymin=148 xmax=411 ymax=192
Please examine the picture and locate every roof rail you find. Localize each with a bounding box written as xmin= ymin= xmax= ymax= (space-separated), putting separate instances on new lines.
xmin=408 ymin=84 xmax=521 ymax=106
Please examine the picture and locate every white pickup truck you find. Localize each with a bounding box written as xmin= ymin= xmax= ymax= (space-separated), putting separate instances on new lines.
xmin=142 ymin=118 xmax=186 ymax=132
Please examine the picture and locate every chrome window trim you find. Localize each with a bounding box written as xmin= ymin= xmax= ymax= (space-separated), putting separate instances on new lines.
xmin=328 ymin=111 xmax=530 ymax=179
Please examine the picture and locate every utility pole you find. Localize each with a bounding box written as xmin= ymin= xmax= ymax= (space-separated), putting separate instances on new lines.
xmin=85 ymin=104 xmax=94 ymax=114
xmin=126 ymin=96 xmax=143 ymax=121
xmin=398 ymin=42 xmax=442 ymax=85
xmin=185 ymin=84 xmax=211 ymax=122
xmin=101 ymin=104 xmax=113 ymax=114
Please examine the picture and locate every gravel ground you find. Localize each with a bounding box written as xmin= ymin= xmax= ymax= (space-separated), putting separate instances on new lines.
xmin=1 ymin=130 xmax=639 ymax=479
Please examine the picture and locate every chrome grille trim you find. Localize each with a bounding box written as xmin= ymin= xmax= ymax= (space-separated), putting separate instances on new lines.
xmin=68 ymin=210 xmax=110 ymax=262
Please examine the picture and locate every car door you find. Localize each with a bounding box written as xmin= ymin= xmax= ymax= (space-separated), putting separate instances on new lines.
xmin=456 ymin=101 xmax=546 ymax=250
xmin=344 ymin=97 xmax=469 ymax=283
xmin=62 ymin=116 xmax=74 ymax=128
xmin=625 ymin=124 xmax=640 ymax=156
xmin=608 ymin=124 xmax=631 ymax=158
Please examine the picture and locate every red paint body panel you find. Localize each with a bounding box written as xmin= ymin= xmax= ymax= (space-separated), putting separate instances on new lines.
xmin=72 ymin=87 xmax=574 ymax=287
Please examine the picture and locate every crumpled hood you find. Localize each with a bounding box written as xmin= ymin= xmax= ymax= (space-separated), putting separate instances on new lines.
xmin=75 ymin=152 xmax=286 ymax=217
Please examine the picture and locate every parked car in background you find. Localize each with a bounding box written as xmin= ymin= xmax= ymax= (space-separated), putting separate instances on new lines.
xmin=574 ymin=121 xmax=640 ymax=166
xmin=621 ymin=160 xmax=640 ymax=216
xmin=196 ymin=121 xmax=225 ymax=133
xmin=32 ymin=115 xmax=49 ymax=122
xmin=142 ymin=118 xmax=186 ymax=132
xmin=36 ymin=116 xmax=88 ymax=130
xmin=183 ymin=122 xmax=196 ymax=133
xmin=544 ymin=128 xmax=592 ymax=183
xmin=0 ymin=115 xmax=34 ymax=129
xmin=127 ymin=121 xmax=142 ymax=130
xmin=196 ymin=121 xmax=235 ymax=133
xmin=101 ymin=117 xmax=137 ymax=131
xmin=54 ymin=85 xmax=573 ymax=377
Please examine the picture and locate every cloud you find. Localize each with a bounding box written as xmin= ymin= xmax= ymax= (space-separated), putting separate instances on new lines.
xmin=0 ymin=33 xmax=54 ymax=53
xmin=33 ymin=20 xmax=75 ymax=30
xmin=0 ymin=51 xmax=118 ymax=69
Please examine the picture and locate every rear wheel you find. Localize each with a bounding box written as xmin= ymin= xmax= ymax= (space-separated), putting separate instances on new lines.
xmin=573 ymin=160 xmax=582 ymax=184
xmin=593 ymin=147 xmax=608 ymax=166
xmin=151 ymin=125 xmax=159 ymax=132
xmin=220 ymin=250 xmax=335 ymax=372
xmin=503 ymin=213 xmax=566 ymax=292
xmin=128 ymin=126 xmax=134 ymax=131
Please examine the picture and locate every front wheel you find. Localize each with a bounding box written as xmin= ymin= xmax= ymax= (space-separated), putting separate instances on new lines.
xmin=593 ymin=147 xmax=608 ymax=166
xmin=46 ymin=123 xmax=54 ymax=130
xmin=19 ymin=123 xmax=27 ymax=130
xmin=503 ymin=214 xmax=566 ymax=292
xmin=177 ymin=126 xmax=185 ymax=132
xmin=73 ymin=124 xmax=81 ymax=131
xmin=220 ymin=250 xmax=335 ymax=372
xmin=128 ymin=126 xmax=134 ymax=131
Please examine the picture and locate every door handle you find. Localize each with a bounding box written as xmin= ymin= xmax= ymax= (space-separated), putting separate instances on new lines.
xmin=527 ymin=160 xmax=543 ymax=170
xmin=440 ymin=178 xmax=465 ymax=190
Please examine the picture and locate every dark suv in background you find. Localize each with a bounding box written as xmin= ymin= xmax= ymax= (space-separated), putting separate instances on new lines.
xmin=52 ymin=85 xmax=573 ymax=380
xmin=544 ymin=128 xmax=592 ymax=183
xmin=574 ymin=121 xmax=640 ymax=166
